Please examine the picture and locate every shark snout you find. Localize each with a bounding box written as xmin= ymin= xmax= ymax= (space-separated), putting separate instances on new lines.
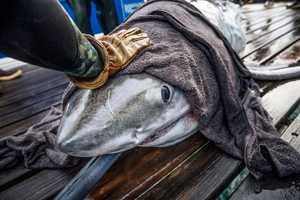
xmin=56 ymin=126 xmax=141 ymax=157
xmin=56 ymin=133 xmax=97 ymax=157
xmin=56 ymin=133 xmax=76 ymax=154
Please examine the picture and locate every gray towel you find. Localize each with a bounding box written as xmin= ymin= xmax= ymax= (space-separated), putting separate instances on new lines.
xmin=1 ymin=0 xmax=300 ymax=184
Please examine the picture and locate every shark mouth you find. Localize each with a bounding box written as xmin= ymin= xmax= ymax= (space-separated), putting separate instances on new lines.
xmin=140 ymin=111 xmax=197 ymax=146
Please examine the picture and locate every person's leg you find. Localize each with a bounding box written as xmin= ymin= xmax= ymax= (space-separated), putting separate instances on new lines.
xmin=94 ymin=0 xmax=118 ymax=34
xmin=0 ymin=0 xmax=104 ymax=78
xmin=67 ymin=0 xmax=93 ymax=34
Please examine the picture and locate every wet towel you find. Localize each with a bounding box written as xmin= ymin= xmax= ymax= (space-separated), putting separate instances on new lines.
xmin=1 ymin=0 xmax=300 ymax=183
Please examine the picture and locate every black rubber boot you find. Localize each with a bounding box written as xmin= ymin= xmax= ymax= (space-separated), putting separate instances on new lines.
xmin=94 ymin=0 xmax=119 ymax=34
xmin=67 ymin=0 xmax=93 ymax=34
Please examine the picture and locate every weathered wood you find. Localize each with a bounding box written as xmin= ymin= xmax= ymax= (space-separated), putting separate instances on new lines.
xmin=134 ymin=146 xmax=242 ymax=200
xmin=246 ymin=15 xmax=300 ymax=44
xmin=0 ymin=68 xmax=63 ymax=94
xmin=243 ymin=30 xmax=300 ymax=60
xmin=0 ymin=73 xmax=67 ymax=108
xmin=242 ymin=3 xmax=286 ymax=14
xmin=245 ymin=11 xmax=297 ymax=35
xmin=262 ymin=80 xmax=300 ymax=125
xmin=0 ymin=105 xmax=61 ymax=138
xmin=0 ymin=94 xmax=61 ymax=128
xmin=0 ymin=166 xmax=35 ymax=191
xmin=90 ymin=135 xmax=208 ymax=199
xmin=259 ymin=39 xmax=300 ymax=65
xmin=0 ymin=85 xmax=65 ymax=116
xmin=243 ymin=9 xmax=293 ymax=28
xmin=0 ymin=165 xmax=84 ymax=200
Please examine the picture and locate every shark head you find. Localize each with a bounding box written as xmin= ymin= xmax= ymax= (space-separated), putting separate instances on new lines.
xmin=56 ymin=74 xmax=199 ymax=157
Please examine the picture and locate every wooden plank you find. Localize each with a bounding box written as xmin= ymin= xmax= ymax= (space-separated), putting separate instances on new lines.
xmin=133 ymin=146 xmax=242 ymax=200
xmin=262 ymin=80 xmax=300 ymax=125
xmin=0 ymin=68 xmax=61 ymax=93
xmin=0 ymin=84 xmax=65 ymax=116
xmin=266 ymin=40 xmax=300 ymax=65
xmin=243 ymin=6 xmax=287 ymax=19
xmin=259 ymin=38 xmax=300 ymax=65
xmin=0 ymin=165 xmax=84 ymax=200
xmin=242 ymin=8 xmax=300 ymax=62
xmin=0 ymin=78 xmax=67 ymax=108
xmin=243 ymin=30 xmax=300 ymax=61
xmin=0 ymin=70 xmax=66 ymax=107
xmin=242 ymin=9 xmax=293 ymax=28
xmin=0 ymin=166 xmax=35 ymax=191
xmin=0 ymin=94 xmax=62 ymax=128
xmin=245 ymin=11 xmax=297 ymax=35
xmin=229 ymin=111 xmax=300 ymax=200
xmin=0 ymin=105 xmax=61 ymax=138
xmin=90 ymin=135 xmax=208 ymax=199
xmin=242 ymin=3 xmax=287 ymax=13
xmin=246 ymin=15 xmax=300 ymax=44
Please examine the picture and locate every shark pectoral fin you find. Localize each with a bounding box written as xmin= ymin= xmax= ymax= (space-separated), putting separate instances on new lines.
xmin=55 ymin=153 xmax=121 ymax=200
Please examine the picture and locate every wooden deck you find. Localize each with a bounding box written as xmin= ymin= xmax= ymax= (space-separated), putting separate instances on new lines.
xmin=1 ymin=2 xmax=300 ymax=200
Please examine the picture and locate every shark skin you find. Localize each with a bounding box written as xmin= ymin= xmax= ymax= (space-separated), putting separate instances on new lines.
xmin=56 ymin=74 xmax=199 ymax=157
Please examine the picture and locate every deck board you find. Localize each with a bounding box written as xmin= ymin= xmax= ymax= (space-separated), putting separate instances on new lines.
xmin=1 ymin=2 xmax=300 ymax=200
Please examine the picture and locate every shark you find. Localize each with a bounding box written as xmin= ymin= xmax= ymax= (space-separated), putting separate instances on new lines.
xmin=56 ymin=74 xmax=199 ymax=157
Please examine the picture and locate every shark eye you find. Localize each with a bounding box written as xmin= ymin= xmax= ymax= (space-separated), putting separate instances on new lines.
xmin=161 ymin=85 xmax=172 ymax=103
